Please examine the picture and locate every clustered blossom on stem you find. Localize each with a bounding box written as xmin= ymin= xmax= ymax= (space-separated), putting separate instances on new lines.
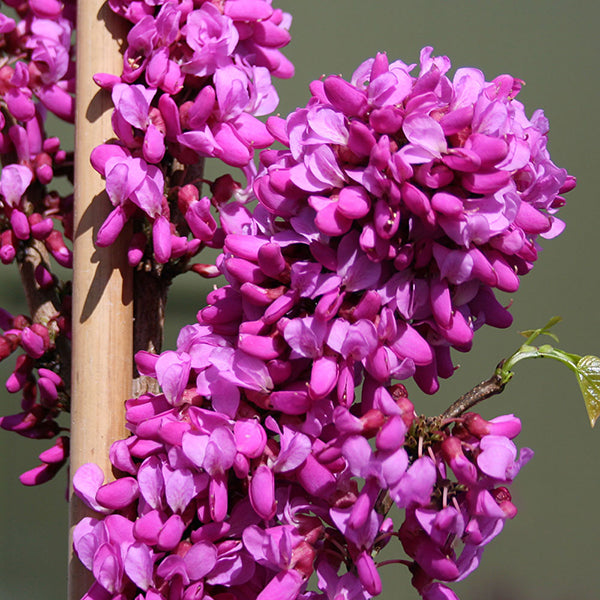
xmin=0 ymin=0 xmax=295 ymax=486
xmin=71 ymin=47 xmax=567 ymax=600
xmin=0 ymin=3 xmax=577 ymax=596
xmin=0 ymin=0 xmax=75 ymax=484
xmin=74 ymin=345 xmax=532 ymax=600
xmin=91 ymin=0 xmax=293 ymax=267
xmin=253 ymin=47 xmax=575 ymax=393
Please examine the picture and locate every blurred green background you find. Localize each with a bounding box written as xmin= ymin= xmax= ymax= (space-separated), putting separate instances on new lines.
xmin=1 ymin=1 xmax=599 ymax=598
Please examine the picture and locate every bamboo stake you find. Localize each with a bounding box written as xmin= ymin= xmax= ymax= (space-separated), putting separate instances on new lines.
xmin=68 ymin=3 xmax=132 ymax=599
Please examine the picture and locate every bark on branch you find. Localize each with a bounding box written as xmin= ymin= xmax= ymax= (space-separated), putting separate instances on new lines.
xmin=441 ymin=363 xmax=506 ymax=420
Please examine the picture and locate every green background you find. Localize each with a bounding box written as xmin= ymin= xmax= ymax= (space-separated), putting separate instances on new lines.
xmin=1 ymin=1 xmax=599 ymax=598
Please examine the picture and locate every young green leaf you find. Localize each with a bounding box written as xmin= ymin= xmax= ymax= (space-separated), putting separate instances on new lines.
xmin=575 ymin=355 xmax=600 ymax=427
xmin=519 ymin=316 xmax=562 ymax=345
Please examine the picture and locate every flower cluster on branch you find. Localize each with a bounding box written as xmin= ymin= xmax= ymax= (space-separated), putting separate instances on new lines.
xmin=0 ymin=1 xmax=577 ymax=599
xmin=73 ymin=42 xmax=572 ymax=600
xmin=0 ymin=0 xmax=75 ymax=484
xmin=92 ymin=0 xmax=292 ymax=266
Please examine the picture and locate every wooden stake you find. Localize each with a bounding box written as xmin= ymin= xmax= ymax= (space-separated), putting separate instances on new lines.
xmin=68 ymin=3 xmax=132 ymax=599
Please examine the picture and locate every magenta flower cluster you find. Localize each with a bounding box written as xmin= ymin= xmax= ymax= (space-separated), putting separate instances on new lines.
xmin=0 ymin=0 xmax=295 ymax=485
xmin=254 ymin=47 xmax=575 ymax=393
xmin=91 ymin=0 xmax=292 ymax=265
xmin=74 ymin=362 xmax=531 ymax=600
xmin=70 ymin=44 xmax=573 ymax=599
xmin=0 ymin=1 xmax=577 ymax=598
xmin=0 ymin=0 xmax=75 ymax=483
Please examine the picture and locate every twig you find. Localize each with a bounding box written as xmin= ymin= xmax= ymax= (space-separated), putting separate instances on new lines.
xmin=441 ymin=362 xmax=506 ymax=420
xmin=17 ymin=238 xmax=71 ymax=392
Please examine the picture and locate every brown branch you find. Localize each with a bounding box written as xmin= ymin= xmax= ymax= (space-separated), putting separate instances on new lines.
xmin=17 ymin=239 xmax=71 ymax=392
xmin=131 ymin=266 xmax=170 ymax=397
xmin=17 ymin=240 xmax=61 ymax=326
xmin=441 ymin=363 xmax=506 ymax=420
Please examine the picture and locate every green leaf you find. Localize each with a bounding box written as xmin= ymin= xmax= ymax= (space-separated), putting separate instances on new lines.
xmin=519 ymin=316 xmax=562 ymax=345
xmin=575 ymin=355 xmax=600 ymax=427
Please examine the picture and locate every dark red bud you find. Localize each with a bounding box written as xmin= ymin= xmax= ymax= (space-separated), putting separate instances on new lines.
xmin=491 ymin=486 xmax=512 ymax=504
xmin=177 ymin=183 xmax=200 ymax=213
xmin=190 ymin=263 xmax=221 ymax=278
xmin=463 ymin=413 xmax=490 ymax=438
xmin=360 ymin=409 xmax=386 ymax=437
xmin=440 ymin=436 xmax=463 ymax=463
xmin=211 ymin=174 xmax=240 ymax=205
xmin=12 ymin=314 xmax=31 ymax=329
xmin=292 ymin=541 xmax=316 ymax=579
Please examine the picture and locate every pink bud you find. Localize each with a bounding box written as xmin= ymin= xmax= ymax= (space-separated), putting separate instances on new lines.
xmin=6 ymin=89 xmax=35 ymax=122
xmin=127 ymin=232 xmax=146 ymax=267
xmin=347 ymin=120 xmax=376 ymax=157
xmin=177 ymin=184 xmax=199 ymax=213
xmin=253 ymin=19 xmax=291 ymax=48
xmin=323 ymin=75 xmax=368 ymax=117
xmin=270 ymin=385 xmax=311 ymax=415
xmin=485 ymin=250 xmax=520 ymax=292
xmin=356 ymin=551 xmax=382 ymax=596
xmin=401 ymin=181 xmax=431 ymax=216
xmin=19 ymin=463 xmax=59 ymax=486
xmin=234 ymin=420 xmax=266 ymax=458
xmin=152 ymin=216 xmax=172 ymax=263
xmin=369 ymin=105 xmax=404 ymax=134
xmin=464 ymin=413 xmax=521 ymax=439
xmin=36 ymin=83 xmax=75 ymax=123
xmin=35 ymin=162 xmax=54 ymax=185
xmin=183 ymin=85 xmax=215 ymax=130
xmin=309 ymin=356 xmax=338 ymax=400
xmin=376 ymin=415 xmax=407 ymax=451
xmin=462 ymin=170 xmax=511 ymax=195
xmin=95 ymin=477 xmax=139 ymax=509
xmin=224 ymin=0 xmax=273 ymax=21
xmin=190 ymin=263 xmax=221 ymax=278
xmin=93 ymin=72 xmax=122 ymax=89
xmin=441 ymin=436 xmax=477 ymax=485
xmin=348 ymin=491 xmax=372 ymax=530
xmin=249 ymin=464 xmax=276 ymax=519
xmin=266 ymin=116 xmax=289 ymax=145
xmin=296 ymin=454 xmax=336 ymax=498
xmin=45 ymin=230 xmax=72 ymax=267
xmin=143 ymin=123 xmax=166 ymax=164
xmin=185 ymin=198 xmax=217 ymax=241
xmin=0 ymin=235 xmax=16 ymax=263
xmin=514 ymin=201 xmax=552 ymax=234
xmin=313 ymin=200 xmax=352 ymax=236
xmin=10 ymin=209 xmax=30 ymax=240
xmin=431 ymin=191 xmax=464 ymax=217
xmin=157 ymin=514 xmax=186 ymax=551
xmin=212 ymin=122 xmax=252 ymax=168
xmin=337 ymin=185 xmax=371 ymax=219
xmin=38 ymin=436 xmax=69 ymax=464
xmin=38 ymin=376 xmax=58 ymax=407
xmin=211 ymin=174 xmax=241 ymax=205
xmin=442 ymin=148 xmax=481 ymax=172
xmin=29 ymin=0 xmax=63 ymax=18
xmin=90 ymin=143 xmax=128 ymax=174
xmin=97 ymin=206 xmax=128 ymax=248
xmin=29 ymin=214 xmax=54 ymax=240
xmin=225 ymin=257 xmax=266 ymax=285
xmin=21 ymin=326 xmax=46 ymax=358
